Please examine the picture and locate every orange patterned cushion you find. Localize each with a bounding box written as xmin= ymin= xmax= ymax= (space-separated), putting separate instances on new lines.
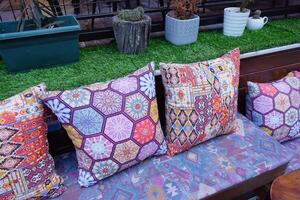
xmin=0 ymin=84 xmax=64 ymax=199
xmin=160 ymin=49 xmax=240 ymax=156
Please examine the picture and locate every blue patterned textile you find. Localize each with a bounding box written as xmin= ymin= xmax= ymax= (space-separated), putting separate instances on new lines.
xmin=282 ymin=138 xmax=300 ymax=173
xmin=53 ymin=113 xmax=293 ymax=200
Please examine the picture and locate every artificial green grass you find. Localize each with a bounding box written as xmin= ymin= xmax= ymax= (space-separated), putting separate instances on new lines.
xmin=0 ymin=18 xmax=299 ymax=100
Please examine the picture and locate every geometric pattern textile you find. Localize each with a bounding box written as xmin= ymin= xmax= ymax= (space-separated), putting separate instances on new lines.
xmin=42 ymin=63 xmax=167 ymax=187
xmin=246 ymin=71 xmax=300 ymax=142
xmin=0 ymin=84 xmax=64 ymax=199
xmin=160 ymin=48 xmax=240 ymax=156
xmin=282 ymin=137 xmax=300 ymax=173
xmin=52 ymin=113 xmax=293 ymax=200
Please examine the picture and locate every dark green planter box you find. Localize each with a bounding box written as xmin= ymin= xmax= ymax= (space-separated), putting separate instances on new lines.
xmin=0 ymin=16 xmax=80 ymax=72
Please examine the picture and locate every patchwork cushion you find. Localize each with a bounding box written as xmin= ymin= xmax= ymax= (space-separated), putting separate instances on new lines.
xmin=246 ymin=71 xmax=300 ymax=142
xmin=160 ymin=48 xmax=240 ymax=156
xmin=53 ymin=113 xmax=293 ymax=200
xmin=282 ymin=138 xmax=300 ymax=173
xmin=42 ymin=63 xmax=167 ymax=187
xmin=0 ymin=84 xmax=64 ymax=199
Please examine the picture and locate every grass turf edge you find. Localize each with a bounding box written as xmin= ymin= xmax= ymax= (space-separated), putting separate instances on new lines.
xmin=0 ymin=18 xmax=299 ymax=100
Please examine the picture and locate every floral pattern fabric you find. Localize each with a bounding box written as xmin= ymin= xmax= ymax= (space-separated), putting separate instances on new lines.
xmin=52 ymin=113 xmax=293 ymax=200
xmin=246 ymin=71 xmax=300 ymax=142
xmin=0 ymin=84 xmax=64 ymax=199
xmin=160 ymin=48 xmax=240 ymax=156
xmin=42 ymin=63 xmax=166 ymax=187
xmin=45 ymin=99 xmax=71 ymax=123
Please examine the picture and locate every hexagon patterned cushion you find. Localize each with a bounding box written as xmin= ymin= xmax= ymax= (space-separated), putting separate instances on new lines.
xmin=0 ymin=84 xmax=64 ymax=199
xmin=42 ymin=63 xmax=167 ymax=187
xmin=246 ymin=71 xmax=300 ymax=142
xmin=160 ymin=48 xmax=240 ymax=156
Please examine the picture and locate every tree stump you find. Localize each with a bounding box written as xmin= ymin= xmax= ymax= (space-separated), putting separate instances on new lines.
xmin=113 ymin=15 xmax=151 ymax=54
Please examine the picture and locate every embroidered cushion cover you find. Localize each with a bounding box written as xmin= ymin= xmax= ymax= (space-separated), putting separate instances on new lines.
xmin=0 ymin=84 xmax=64 ymax=199
xmin=42 ymin=63 xmax=166 ymax=187
xmin=160 ymin=48 xmax=240 ymax=156
xmin=246 ymin=71 xmax=300 ymax=142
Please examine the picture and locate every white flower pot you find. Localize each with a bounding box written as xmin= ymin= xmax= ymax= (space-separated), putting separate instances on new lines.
xmin=223 ymin=7 xmax=250 ymax=37
xmin=247 ymin=16 xmax=268 ymax=31
xmin=165 ymin=13 xmax=200 ymax=45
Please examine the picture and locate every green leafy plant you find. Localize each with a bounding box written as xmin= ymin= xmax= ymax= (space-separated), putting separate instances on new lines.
xmin=17 ymin=0 xmax=58 ymax=32
xmin=170 ymin=0 xmax=201 ymax=20
xmin=253 ymin=10 xmax=261 ymax=19
xmin=240 ymin=0 xmax=255 ymax=12
xmin=117 ymin=6 xmax=145 ymax=21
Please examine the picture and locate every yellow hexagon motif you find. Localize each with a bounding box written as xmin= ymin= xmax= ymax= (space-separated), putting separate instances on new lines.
xmin=261 ymin=127 xmax=273 ymax=136
xmin=150 ymin=98 xmax=159 ymax=123
xmin=63 ymin=125 xmax=83 ymax=148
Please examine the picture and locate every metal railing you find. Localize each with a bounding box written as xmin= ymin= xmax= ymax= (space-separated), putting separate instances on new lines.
xmin=1 ymin=0 xmax=299 ymax=41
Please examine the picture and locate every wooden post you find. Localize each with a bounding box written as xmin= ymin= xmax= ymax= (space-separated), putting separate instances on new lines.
xmin=113 ymin=15 xmax=151 ymax=54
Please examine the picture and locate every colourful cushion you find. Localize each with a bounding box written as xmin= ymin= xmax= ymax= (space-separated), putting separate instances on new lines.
xmin=246 ymin=71 xmax=300 ymax=142
xmin=282 ymin=138 xmax=300 ymax=173
xmin=0 ymin=84 xmax=64 ymax=199
xmin=52 ymin=113 xmax=293 ymax=200
xmin=160 ymin=48 xmax=240 ymax=156
xmin=288 ymin=70 xmax=300 ymax=78
xmin=42 ymin=63 xmax=167 ymax=187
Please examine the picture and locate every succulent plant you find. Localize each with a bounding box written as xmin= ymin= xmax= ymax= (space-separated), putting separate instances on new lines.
xmin=240 ymin=0 xmax=254 ymax=12
xmin=117 ymin=7 xmax=145 ymax=22
xmin=253 ymin=10 xmax=261 ymax=19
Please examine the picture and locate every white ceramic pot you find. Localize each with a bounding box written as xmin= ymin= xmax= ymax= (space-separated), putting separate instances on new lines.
xmin=247 ymin=16 xmax=268 ymax=31
xmin=223 ymin=7 xmax=250 ymax=37
xmin=165 ymin=13 xmax=200 ymax=45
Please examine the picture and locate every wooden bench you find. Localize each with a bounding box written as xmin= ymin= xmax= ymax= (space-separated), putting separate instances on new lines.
xmin=47 ymin=46 xmax=300 ymax=199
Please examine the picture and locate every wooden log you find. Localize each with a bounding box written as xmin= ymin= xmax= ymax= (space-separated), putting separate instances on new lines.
xmin=113 ymin=15 xmax=151 ymax=54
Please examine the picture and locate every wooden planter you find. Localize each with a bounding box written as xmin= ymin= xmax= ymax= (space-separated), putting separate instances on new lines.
xmin=113 ymin=15 xmax=151 ymax=54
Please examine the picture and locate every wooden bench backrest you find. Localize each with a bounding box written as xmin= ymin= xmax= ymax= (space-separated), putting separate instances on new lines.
xmin=47 ymin=47 xmax=300 ymax=156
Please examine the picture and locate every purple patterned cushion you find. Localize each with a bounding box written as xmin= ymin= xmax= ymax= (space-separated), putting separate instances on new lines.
xmin=246 ymin=71 xmax=300 ymax=142
xmin=42 ymin=63 xmax=166 ymax=187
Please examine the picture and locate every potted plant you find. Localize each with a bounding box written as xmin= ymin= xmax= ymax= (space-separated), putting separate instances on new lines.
xmin=0 ymin=0 xmax=80 ymax=72
xmin=113 ymin=7 xmax=151 ymax=54
xmin=223 ymin=0 xmax=254 ymax=37
xmin=247 ymin=10 xmax=268 ymax=31
xmin=165 ymin=0 xmax=201 ymax=45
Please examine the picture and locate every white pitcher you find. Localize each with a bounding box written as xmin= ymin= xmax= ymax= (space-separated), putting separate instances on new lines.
xmin=247 ymin=17 xmax=268 ymax=31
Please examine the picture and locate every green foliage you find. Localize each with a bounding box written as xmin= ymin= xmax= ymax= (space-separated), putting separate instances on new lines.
xmin=253 ymin=10 xmax=262 ymax=19
xmin=0 ymin=18 xmax=299 ymax=100
xmin=117 ymin=7 xmax=145 ymax=21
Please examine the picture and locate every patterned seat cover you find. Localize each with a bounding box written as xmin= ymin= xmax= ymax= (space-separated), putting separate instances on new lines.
xmin=53 ymin=113 xmax=294 ymax=200
xmin=282 ymin=138 xmax=300 ymax=173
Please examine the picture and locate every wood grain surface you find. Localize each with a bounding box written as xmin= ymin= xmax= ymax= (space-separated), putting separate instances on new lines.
xmin=271 ymin=169 xmax=300 ymax=200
